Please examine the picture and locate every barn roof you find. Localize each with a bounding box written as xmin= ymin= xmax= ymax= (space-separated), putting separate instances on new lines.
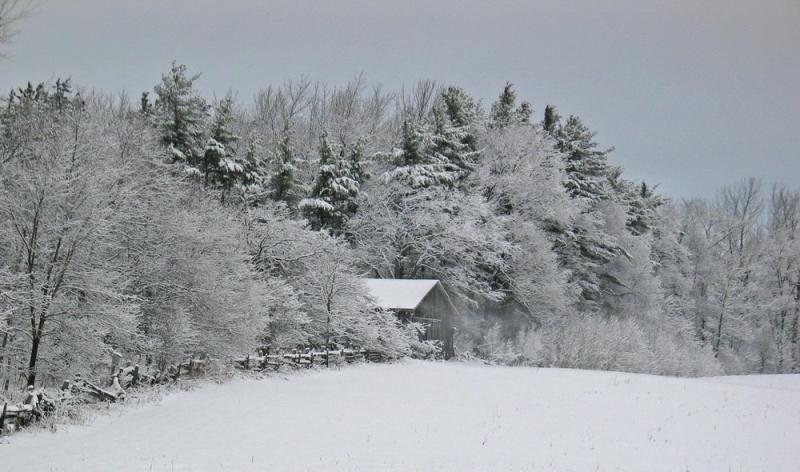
xmin=362 ymin=279 xmax=440 ymax=310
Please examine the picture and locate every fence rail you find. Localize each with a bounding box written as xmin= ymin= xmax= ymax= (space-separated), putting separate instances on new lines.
xmin=234 ymin=348 xmax=383 ymax=371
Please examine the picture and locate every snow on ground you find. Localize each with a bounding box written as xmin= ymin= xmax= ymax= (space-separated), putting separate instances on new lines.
xmin=2 ymin=360 xmax=799 ymax=472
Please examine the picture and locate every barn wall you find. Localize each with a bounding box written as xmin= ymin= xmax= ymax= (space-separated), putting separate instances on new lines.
xmin=415 ymin=284 xmax=456 ymax=358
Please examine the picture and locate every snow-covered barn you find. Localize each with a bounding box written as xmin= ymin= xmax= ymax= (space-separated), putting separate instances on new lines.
xmin=362 ymin=279 xmax=456 ymax=358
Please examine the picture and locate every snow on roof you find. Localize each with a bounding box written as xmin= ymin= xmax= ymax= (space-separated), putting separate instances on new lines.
xmin=362 ymin=279 xmax=440 ymax=310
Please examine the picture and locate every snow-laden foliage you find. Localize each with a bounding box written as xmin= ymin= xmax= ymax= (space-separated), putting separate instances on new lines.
xmin=489 ymin=83 xmax=532 ymax=128
xmin=300 ymin=238 xmax=413 ymax=357
xmin=0 ymin=87 xmax=268 ymax=388
xmin=299 ymin=132 xmax=362 ymax=232
xmin=153 ymin=61 xmax=209 ymax=166
xmin=268 ymin=128 xmax=302 ymax=207
xmin=2 ymin=67 xmax=798 ymax=389
xmin=378 ymin=115 xmax=479 ymax=189
xmin=349 ymin=183 xmax=511 ymax=306
xmin=243 ymin=203 xmax=417 ymax=355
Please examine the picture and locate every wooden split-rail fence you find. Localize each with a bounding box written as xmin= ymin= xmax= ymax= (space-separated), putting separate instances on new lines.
xmin=0 ymin=360 xmax=209 ymax=435
xmin=1 ymin=350 xmax=384 ymax=434
xmin=235 ymin=348 xmax=383 ymax=371
xmin=0 ymin=402 xmax=29 ymax=433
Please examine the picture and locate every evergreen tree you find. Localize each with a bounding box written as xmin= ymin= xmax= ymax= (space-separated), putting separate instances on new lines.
xmin=556 ymin=115 xmax=615 ymax=202
xmin=490 ymin=82 xmax=532 ymax=128
xmin=611 ymin=178 xmax=665 ymax=236
xmin=381 ymin=116 xmax=479 ymax=189
xmin=139 ymin=92 xmax=152 ymax=117
xmin=490 ymin=82 xmax=516 ymax=127
xmin=399 ymin=119 xmax=424 ymax=166
xmin=203 ymin=94 xmax=240 ymax=188
xmin=546 ymin=115 xmax=628 ymax=311
xmin=269 ymin=127 xmax=299 ymax=206
xmin=299 ymin=132 xmax=361 ymax=232
xmin=203 ymin=138 xmax=226 ymax=186
xmin=51 ymin=78 xmax=73 ymax=112
xmin=208 ymin=94 xmax=238 ymax=148
xmin=16 ymin=81 xmax=45 ymax=103
xmin=549 ymin=115 xmax=665 ymax=314
xmin=347 ymin=136 xmax=368 ymax=186
xmin=6 ymin=79 xmax=80 ymax=115
xmin=543 ymin=104 xmax=560 ymax=133
xmin=440 ymin=86 xmax=480 ymax=150
xmin=240 ymin=140 xmax=267 ymax=189
xmin=153 ymin=61 xmax=209 ymax=166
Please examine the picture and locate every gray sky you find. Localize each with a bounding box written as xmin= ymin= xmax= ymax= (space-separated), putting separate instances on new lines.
xmin=1 ymin=0 xmax=798 ymax=198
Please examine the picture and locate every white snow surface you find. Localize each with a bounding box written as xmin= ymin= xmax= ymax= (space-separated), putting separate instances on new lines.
xmin=3 ymin=361 xmax=799 ymax=472
xmin=362 ymin=278 xmax=439 ymax=310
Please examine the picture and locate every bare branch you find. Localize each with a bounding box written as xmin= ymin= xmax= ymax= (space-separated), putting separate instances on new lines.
xmin=0 ymin=0 xmax=35 ymax=56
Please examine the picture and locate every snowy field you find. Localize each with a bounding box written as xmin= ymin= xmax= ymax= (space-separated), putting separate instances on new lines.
xmin=3 ymin=361 xmax=799 ymax=472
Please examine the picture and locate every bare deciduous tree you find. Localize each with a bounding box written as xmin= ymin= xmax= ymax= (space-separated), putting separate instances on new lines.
xmin=0 ymin=0 xmax=34 ymax=56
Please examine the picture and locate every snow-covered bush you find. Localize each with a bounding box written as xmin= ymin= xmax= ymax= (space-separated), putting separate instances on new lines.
xmin=475 ymin=324 xmax=522 ymax=365
xmin=509 ymin=315 xmax=721 ymax=376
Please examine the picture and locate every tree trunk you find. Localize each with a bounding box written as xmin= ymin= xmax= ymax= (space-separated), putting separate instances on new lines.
xmin=325 ymin=313 xmax=331 ymax=368
xmin=325 ymin=296 xmax=332 ymax=368
xmin=714 ymin=289 xmax=728 ymax=356
xmin=791 ymin=278 xmax=800 ymax=371
xmin=0 ymin=330 xmax=7 ymax=378
xmin=26 ymin=315 xmax=45 ymax=387
xmin=26 ymin=332 xmax=41 ymax=387
xmin=0 ymin=332 xmax=6 ymax=366
xmin=777 ymin=307 xmax=788 ymax=371
xmin=0 ymin=329 xmax=9 ymax=392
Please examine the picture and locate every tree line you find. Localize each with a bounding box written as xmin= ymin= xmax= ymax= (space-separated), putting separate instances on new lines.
xmin=1 ymin=63 xmax=798 ymax=389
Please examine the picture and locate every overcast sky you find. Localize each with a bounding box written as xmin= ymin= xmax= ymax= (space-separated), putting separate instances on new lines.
xmin=1 ymin=0 xmax=797 ymax=198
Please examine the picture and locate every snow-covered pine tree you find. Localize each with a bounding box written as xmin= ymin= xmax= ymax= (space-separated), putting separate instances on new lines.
xmin=380 ymin=114 xmax=479 ymax=189
xmin=555 ymin=115 xmax=615 ymax=202
xmin=542 ymin=113 xmax=629 ymax=311
xmin=5 ymin=79 xmax=80 ymax=121
xmin=203 ymin=94 xmax=245 ymax=197
xmin=542 ymin=104 xmax=560 ymax=133
xmin=299 ymin=131 xmax=360 ymax=232
xmin=239 ymin=140 xmax=267 ymax=190
xmin=139 ymin=92 xmax=153 ymax=117
xmin=440 ymin=86 xmax=480 ymax=150
xmin=431 ymin=105 xmax=479 ymax=175
xmin=610 ymin=177 xmax=665 ymax=236
xmin=153 ymin=61 xmax=209 ymax=166
xmin=347 ymin=136 xmax=368 ymax=186
xmin=269 ymin=127 xmax=300 ymax=207
xmin=209 ymin=94 xmax=238 ymax=148
xmin=489 ymin=83 xmax=532 ymax=128
xmin=51 ymin=78 xmax=74 ymax=112
xmin=203 ymin=138 xmax=226 ymax=184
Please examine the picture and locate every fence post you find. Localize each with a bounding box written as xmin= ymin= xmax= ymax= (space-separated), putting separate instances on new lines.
xmin=110 ymin=350 xmax=122 ymax=378
xmin=0 ymin=401 xmax=6 ymax=435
